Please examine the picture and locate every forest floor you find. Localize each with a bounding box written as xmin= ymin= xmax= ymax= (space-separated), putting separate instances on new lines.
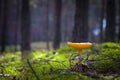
xmin=0 ymin=42 xmax=120 ymax=80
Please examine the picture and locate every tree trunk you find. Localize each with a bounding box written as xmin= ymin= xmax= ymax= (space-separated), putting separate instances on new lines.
xmin=14 ymin=0 xmax=20 ymax=52
xmin=46 ymin=0 xmax=50 ymax=50
xmin=100 ymin=0 xmax=106 ymax=43
xmin=21 ymin=0 xmax=31 ymax=58
xmin=72 ymin=0 xmax=89 ymax=42
xmin=0 ymin=0 xmax=8 ymax=52
xmin=53 ymin=0 xmax=62 ymax=49
xmin=0 ymin=0 xmax=2 ymax=51
xmin=118 ymin=0 xmax=120 ymax=42
xmin=105 ymin=0 xmax=116 ymax=42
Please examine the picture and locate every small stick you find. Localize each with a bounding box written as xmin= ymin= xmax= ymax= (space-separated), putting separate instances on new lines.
xmin=27 ymin=59 xmax=40 ymax=80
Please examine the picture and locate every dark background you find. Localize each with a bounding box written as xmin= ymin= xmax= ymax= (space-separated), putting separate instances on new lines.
xmin=0 ymin=0 xmax=120 ymax=52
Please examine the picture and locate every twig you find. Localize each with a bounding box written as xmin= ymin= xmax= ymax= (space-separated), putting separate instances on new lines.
xmin=27 ymin=59 xmax=40 ymax=80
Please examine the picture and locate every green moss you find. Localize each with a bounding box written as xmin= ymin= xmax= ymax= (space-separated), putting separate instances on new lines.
xmin=88 ymin=43 xmax=120 ymax=73
xmin=1 ymin=43 xmax=120 ymax=80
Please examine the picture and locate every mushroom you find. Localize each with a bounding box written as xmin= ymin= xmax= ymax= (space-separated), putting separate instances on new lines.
xmin=67 ymin=42 xmax=92 ymax=62
xmin=67 ymin=42 xmax=92 ymax=72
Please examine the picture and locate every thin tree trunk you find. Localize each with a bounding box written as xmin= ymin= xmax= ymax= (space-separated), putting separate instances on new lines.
xmin=118 ymin=0 xmax=120 ymax=42
xmin=0 ymin=0 xmax=2 ymax=51
xmin=72 ymin=0 xmax=89 ymax=42
xmin=46 ymin=0 xmax=50 ymax=50
xmin=100 ymin=0 xmax=105 ymax=43
xmin=1 ymin=0 xmax=8 ymax=52
xmin=14 ymin=0 xmax=20 ymax=52
xmin=63 ymin=3 xmax=68 ymax=43
xmin=21 ymin=0 xmax=31 ymax=58
xmin=105 ymin=0 xmax=116 ymax=42
xmin=53 ymin=0 xmax=62 ymax=49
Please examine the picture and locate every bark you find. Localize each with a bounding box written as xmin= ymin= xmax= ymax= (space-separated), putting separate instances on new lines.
xmin=105 ymin=0 xmax=116 ymax=42
xmin=0 ymin=0 xmax=2 ymax=49
xmin=53 ymin=0 xmax=62 ymax=49
xmin=118 ymin=0 xmax=120 ymax=42
xmin=21 ymin=0 xmax=31 ymax=57
xmin=100 ymin=0 xmax=105 ymax=43
xmin=14 ymin=0 xmax=20 ymax=52
xmin=46 ymin=0 xmax=50 ymax=50
xmin=72 ymin=0 xmax=89 ymax=42
xmin=0 ymin=0 xmax=8 ymax=52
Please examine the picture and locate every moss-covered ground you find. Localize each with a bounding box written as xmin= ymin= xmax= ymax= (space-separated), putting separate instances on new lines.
xmin=0 ymin=42 xmax=120 ymax=80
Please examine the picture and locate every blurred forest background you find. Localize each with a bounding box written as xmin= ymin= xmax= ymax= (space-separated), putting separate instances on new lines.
xmin=0 ymin=0 xmax=120 ymax=53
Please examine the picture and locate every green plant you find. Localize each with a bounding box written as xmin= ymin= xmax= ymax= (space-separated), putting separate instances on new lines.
xmin=1 ymin=44 xmax=120 ymax=80
xmin=87 ymin=43 xmax=120 ymax=74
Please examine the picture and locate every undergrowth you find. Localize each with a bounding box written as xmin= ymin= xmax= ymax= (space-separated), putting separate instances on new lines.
xmin=0 ymin=42 xmax=120 ymax=80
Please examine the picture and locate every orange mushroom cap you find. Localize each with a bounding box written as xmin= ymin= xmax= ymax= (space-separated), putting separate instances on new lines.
xmin=67 ymin=42 xmax=92 ymax=50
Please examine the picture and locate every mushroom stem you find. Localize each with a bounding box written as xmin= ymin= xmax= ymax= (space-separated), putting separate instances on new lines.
xmin=78 ymin=49 xmax=82 ymax=57
xmin=78 ymin=49 xmax=82 ymax=63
